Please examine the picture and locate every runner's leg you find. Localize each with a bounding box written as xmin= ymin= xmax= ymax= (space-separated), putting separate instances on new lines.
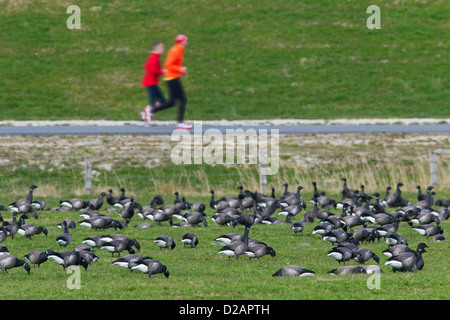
xmin=151 ymin=79 xmax=177 ymax=113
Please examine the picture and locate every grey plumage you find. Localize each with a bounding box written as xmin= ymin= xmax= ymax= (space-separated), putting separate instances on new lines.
xmin=89 ymin=192 xmax=107 ymax=211
xmin=154 ymin=235 xmax=176 ymax=250
xmin=181 ymin=233 xmax=199 ymax=248
xmin=384 ymin=243 xmax=428 ymax=272
xmin=214 ymin=233 xmax=242 ymax=246
xmin=58 ymin=220 xmax=76 ymax=229
xmin=412 ymin=224 xmax=443 ymax=239
xmin=385 ymin=233 xmax=408 ymax=247
xmin=218 ymin=225 xmax=250 ymax=260
xmin=17 ymin=223 xmax=48 ymax=239
xmin=112 ymin=254 xmax=147 ymax=270
xmin=291 ymin=220 xmax=305 ymax=235
xmin=82 ymin=235 xmax=105 ymax=248
xmin=327 ymin=244 xmax=358 ymax=264
xmin=4 ymin=213 xmax=28 ymax=240
xmin=353 ymin=248 xmax=380 ymax=264
xmin=244 ymin=244 xmax=276 ymax=260
xmin=79 ymin=216 xmax=119 ymax=230
xmin=101 ymin=238 xmax=140 ymax=257
xmin=131 ymin=258 xmax=170 ymax=278
xmin=55 ymin=221 xmax=72 ymax=247
xmin=24 ymin=250 xmax=48 ymax=269
xmin=46 ymin=249 xmax=88 ymax=270
xmin=211 ymin=213 xmax=237 ymax=227
xmin=8 ymin=185 xmax=39 ymax=219
xmin=0 ymin=254 xmax=31 ymax=274
xmin=60 ymin=198 xmax=92 ymax=211
xmin=272 ymin=265 xmax=315 ymax=277
xmin=328 ymin=266 xmax=366 ymax=275
xmin=382 ymin=244 xmax=414 ymax=258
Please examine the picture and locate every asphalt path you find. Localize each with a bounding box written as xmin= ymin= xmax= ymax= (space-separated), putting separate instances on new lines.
xmin=0 ymin=124 xmax=449 ymax=136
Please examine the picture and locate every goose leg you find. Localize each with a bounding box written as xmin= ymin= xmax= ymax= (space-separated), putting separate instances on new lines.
xmin=31 ymin=207 xmax=38 ymax=219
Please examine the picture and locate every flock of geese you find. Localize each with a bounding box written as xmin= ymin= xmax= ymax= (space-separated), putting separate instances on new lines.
xmin=0 ymin=179 xmax=448 ymax=279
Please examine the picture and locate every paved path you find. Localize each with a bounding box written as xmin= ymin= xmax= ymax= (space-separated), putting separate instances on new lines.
xmin=1 ymin=123 xmax=450 ymax=136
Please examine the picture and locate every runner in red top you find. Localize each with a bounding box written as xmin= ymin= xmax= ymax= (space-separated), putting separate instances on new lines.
xmin=141 ymin=41 xmax=166 ymax=126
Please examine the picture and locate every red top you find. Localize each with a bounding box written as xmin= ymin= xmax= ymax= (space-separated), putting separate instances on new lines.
xmin=142 ymin=53 xmax=163 ymax=87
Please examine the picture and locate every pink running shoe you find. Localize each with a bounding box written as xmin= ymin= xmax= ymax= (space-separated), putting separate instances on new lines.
xmin=175 ymin=122 xmax=193 ymax=129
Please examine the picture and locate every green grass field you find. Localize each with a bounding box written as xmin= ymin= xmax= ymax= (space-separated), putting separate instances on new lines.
xmin=0 ymin=0 xmax=449 ymax=302
xmin=0 ymin=190 xmax=449 ymax=300
xmin=0 ymin=0 xmax=449 ymax=120
xmin=0 ymin=134 xmax=449 ymax=300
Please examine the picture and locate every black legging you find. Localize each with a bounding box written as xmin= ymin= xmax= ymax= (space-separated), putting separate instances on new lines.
xmin=151 ymin=78 xmax=187 ymax=123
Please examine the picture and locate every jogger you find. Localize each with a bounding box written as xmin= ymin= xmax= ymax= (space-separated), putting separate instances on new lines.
xmin=149 ymin=34 xmax=192 ymax=130
xmin=142 ymin=41 xmax=166 ymax=125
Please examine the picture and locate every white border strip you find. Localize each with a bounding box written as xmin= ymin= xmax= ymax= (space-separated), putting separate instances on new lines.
xmin=0 ymin=118 xmax=449 ymax=127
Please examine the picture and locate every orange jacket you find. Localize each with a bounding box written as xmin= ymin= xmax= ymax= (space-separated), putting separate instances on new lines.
xmin=164 ymin=44 xmax=185 ymax=80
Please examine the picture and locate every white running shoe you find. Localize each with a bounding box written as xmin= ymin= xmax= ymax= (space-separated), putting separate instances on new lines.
xmin=146 ymin=113 xmax=153 ymax=126
xmin=144 ymin=106 xmax=153 ymax=126
xmin=175 ymin=122 xmax=193 ymax=130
